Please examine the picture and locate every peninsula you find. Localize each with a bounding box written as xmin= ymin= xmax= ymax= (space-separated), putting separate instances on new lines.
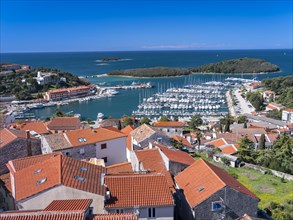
xmin=107 ymin=67 xmax=191 ymax=77
xmin=106 ymin=58 xmax=280 ymax=77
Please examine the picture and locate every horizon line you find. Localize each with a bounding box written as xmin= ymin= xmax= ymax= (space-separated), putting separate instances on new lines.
xmin=1 ymin=48 xmax=292 ymax=54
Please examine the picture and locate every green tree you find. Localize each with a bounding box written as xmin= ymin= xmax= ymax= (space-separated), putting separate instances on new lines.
xmin=170 ymin=138 xmax=184 ymax=149
xmin=246 ymin=91 xmax=264 ymax=111
xmin=195 ymin=132 xmax=202 ymax=147
xmin=243 ymin=120 xmax=248 ymax=128
xmin=238 ymin=135 xmax=256 ymax=163
xmin=188 ymin=116 xmax=203 ymax=130
xmin=140 ymin=117 xmax=151 ymax=125
xmin=258 ymin=134 xmax=266 ymax=150
xmin=159 ymin=115 xmax=170 ymax=122
xmin=124 ymin=116 xmax=134 ymax=126
xmin=117 ymin=120 xmax=122 ymax=130
xmin=266 ymin=109 xmax=282 ymax=120
xmin=237 ymin=115 xmax=247 ymax=124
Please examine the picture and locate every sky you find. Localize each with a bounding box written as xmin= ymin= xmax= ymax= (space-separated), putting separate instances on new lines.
xmin=1 ymin=0 xmax=292 ymax=52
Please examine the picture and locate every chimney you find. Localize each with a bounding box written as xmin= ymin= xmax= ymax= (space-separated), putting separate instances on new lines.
xmin=105 ymin=190 xmax=111 ymax=200
xmin=25 ymin=130 xmax=30 ymax=139
xmin=100 ymin=173 xmax=105 ymax=186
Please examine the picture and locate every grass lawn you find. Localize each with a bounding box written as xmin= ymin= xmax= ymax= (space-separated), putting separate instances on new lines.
xmin=191 ymin=153 xmax=293 ymax=209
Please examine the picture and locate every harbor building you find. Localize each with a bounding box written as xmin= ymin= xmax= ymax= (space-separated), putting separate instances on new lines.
xmin=43 ymin=85 xmax=92 ymax=101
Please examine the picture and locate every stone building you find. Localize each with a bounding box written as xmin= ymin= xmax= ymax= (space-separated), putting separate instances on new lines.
xmin=0 ymin=128 xmax=41 ymax=175
xmin=153 ymin=121 xmax=184 ymax=137
xmin=174 ymin=159 xmax=259 ymax=220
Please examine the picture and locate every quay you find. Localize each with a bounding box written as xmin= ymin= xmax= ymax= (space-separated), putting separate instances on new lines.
xmin=101 ymin=82 xmax=153 ymax=90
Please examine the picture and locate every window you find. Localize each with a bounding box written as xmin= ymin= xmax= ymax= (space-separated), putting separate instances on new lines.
xmin=34 ymin=169 xmax=42 ymax=174
xmin=36 ymin=178 xmax=47 ymax=186
xmin=79 ymin=148 xmax=85 ymax=155
xmin=102 ymin=157 xmax=108 ymax=163
xmin=74 ymin=176 xmax=86 ymax=181
xmin=167 ymin=129 xmax=170 ymax=132
xmin=80 ymin=167 xmax=88 ymax=171
xmin=65 ymin=152 xmax=70 ymax=156
xmin=175 ymin=129 xmax=178 ymax=132
xmin=101 ymin=143 xmax=107 ymax=149
xmin=116 ymin=209 xmax=123 ymax=213
xmin=148 ymin=208 xmax=155 ymax=218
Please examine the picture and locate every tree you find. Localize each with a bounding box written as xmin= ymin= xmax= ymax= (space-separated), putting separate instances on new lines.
xmin=188 ymin=116 xmax=203 ymax=130
xmin=243 ymin=120 xmax=248 ymax=128
xmin=195 ymin=132 xmax=202 ymax=148
xmin=238 ymin=135 xmax=256 ymax=163
xmin=52 ymin=107 xmax=65 ymax=118
xmin=124 ymin=116 xmax=134 ymax=126
xmin=258 ymin=134 xmax=266 ymax=150
xmin=237 ymin=115 xmax=247 ymax=124
xmin=173 ymin=116 xmax=179 ymax=122
xmin=170 ymin=138 xmax=183 ymax=149
xmin=266 ymin=109 xmax=282 ymax=120
xmin=224 ymin=119 xmax=231 ymax=132
xmin=117 ymin=120 xmax=122 ymax=130
xmin=140 ymin=117 xmax=151 ymax=125
xmin=246 ymin=91 xmax=264 ymax=111
xmin=159 ymin=115 xmax=170 ymax=122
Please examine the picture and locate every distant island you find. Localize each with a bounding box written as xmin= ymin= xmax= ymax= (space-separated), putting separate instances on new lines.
xmin=190 ymin=58 xmax=280 ymax=74
xmin=101 ymin=57 xmax=123 ymax=62
xmin=106 ymin=58 xmax=280 ymax=77
xmin=107 ymin=67 xmax=191 ymax=78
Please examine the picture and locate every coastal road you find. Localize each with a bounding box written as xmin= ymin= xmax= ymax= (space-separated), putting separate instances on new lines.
xmin=234 ymin=89 xmax=255 ymax=114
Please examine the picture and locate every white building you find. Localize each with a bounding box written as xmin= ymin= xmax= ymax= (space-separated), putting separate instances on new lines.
xmin=282 ymin=109 xmax=293 ymax=124
xmin=41 ymin=127 xmax=127 ymax=166
xmin=35 ymin=71 xmax=58 ymax=85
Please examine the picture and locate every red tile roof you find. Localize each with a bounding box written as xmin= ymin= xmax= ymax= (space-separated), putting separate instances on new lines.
xmin=175 ymin=159 xmax=258 ymax=208
xmin=135 ymin=149 xmax=174 ymax=189
xmin=65 ymin=127 xmax=126 ymax=147
xmin=205 ymin=138 xmax=227 ymax=148
xmin=0 ymin=128 xmax=18 ymax=148
xmin=283 ymin=108 xmax=293 ymax=113
xmin=8 ymin=154 xmax=106 ymax=201
xmin=43 ymin=199 xmax=92 ymax=212
xmin=105 ymin=174 xmax=174 ymax=208
xmin=47 ymin=117 xmax=81 ymax=130
xmin=153 ymin=142 xmax=194 ymax=165
xmin=93 ymin=213 xmax=138 ymax=220
xmin=107 ymin=162 xmax=133 ymax=174
xmin=153 ymin=121 xmax=184 ymax=127
xmin=219 ymin=144 xmax=238 ymax=155
xmin=121 ymin=125 xmax=134 ymax=151
xmin=0 ymin=212 xmax=85 ymax=220
xmin=19 ymin=121 xmax=49 ymax=135
xmin=171 ymin=135 xmax=192 ymax=148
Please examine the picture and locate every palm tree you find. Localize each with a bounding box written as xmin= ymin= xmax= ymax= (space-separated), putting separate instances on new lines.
xmin=195 ymin=132 xmax=202 ymax=148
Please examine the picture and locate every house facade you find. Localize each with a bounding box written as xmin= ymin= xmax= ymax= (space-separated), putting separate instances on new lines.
xmin=282 ymin=109 xmax=293 ymax=124
xmin=153 ymin=121 xmax=184 ymax=137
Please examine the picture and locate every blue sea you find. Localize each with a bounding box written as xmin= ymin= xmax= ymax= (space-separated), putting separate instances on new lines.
xmin=1 ymin=49 xmax=292 ymax=120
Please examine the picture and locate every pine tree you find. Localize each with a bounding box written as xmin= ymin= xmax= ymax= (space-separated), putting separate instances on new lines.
xmin=258 ymin=134 xmax=266 ymax=150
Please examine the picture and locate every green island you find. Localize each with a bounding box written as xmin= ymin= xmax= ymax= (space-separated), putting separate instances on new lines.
xmin=190 ymin=58 xmax=280 ymax=74
xmin=107 ymin=58 xmax=280 ymax=77
xmin=0 ymin=67 xmax=89 ymax=100
xmin=101 ymin=57 xmax=123 ymax=62
xmin=107 ymin=67 xmax=191 ymax=77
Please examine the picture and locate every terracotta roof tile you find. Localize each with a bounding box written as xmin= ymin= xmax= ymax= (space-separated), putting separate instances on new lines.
xmin=121 ymin=125 xmax=134 ymax=151
xmin=0 ymin=128 xmax=18 ymax=148
xmin=219 ymin=144 xmax=238 ymax=155
xmin=107 ymin=162 xmax=133 ymax=174
xmin=19 ymin=121 xmax=49 ymax=135
xmin=205 ymin=138 xmax=227 ymax=148
xmin=9 ymin=154 xmax=106 ymax=201
xmin=93 ymin=213 xmax=137 ymax=220
xmin=171 ymin=135 xmax=192 ymax=148
xmin=153 ymin=142 xmax=194 ymax=165
xmin=65 ymin=127 xmax=126 ymax=147
xmin=153 ymin=121 xmax=184 ymax=127
xmin=0 ymin=212 xmax=85 ymax=220
xmin=175 ymin=159 xmax=258 ymax=208
xmin=43 ymin=199 xmax=92 ymax=212
xmin=130 ymin=124 xmax=167 ymax=144
xmin=8 ymin=152 xmax=62 ymax=172
xmin=105 ymin=174 xmax=174 ymax=208
xmin=43 ymin=133 xmax=72 ymax=151
xmin=135 ymin=149 xmax=174 ymax=189
xmin=47 ymin=117 xmax=81 ymax=130
xmin=284 ymin=108 xmax=293 ymax=113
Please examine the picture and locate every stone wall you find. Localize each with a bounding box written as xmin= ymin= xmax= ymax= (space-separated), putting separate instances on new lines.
xmin=169 ymin=161 xmax=189 ymax=176
xmin=0 ymin=138 xmax=41 ymax=175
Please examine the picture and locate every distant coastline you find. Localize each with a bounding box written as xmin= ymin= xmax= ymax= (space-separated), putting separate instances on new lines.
xmin=106 ymin=58 xmax=280 ymax=78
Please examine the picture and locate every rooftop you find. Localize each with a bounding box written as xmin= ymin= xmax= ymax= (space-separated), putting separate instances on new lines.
xmin=106 ymin=162 xmax=133 ymax=174
xmin=0 ymin=128 xmax=35 ymax=149
xmin=93 ymin=213 xmax=138 ymax=220
xmin=153 ymin=121 xmax=184 ymax=127
xmin=171 ymin=135 xmax=192 ymax=148
xmin=43 ymin=199 xmax=92 ymax=212
xmin=153 ymin=142 xmax=194 ymax=165
xmin=135 ymin=149 xmax=174 ymax=189
xmin=105 ymin=174 xmax=174 ymax=208
xmin=121 ymin=125 xmax=134 ymax=151
xmin=47 ymin=117 xmax=81 ymax=130
xmin=130 ymin=124 xmax=167 ymax=144
xmin=7 ymin=154 xmax=106 ymax=201
xmin=175 ymin=159 xmax=258 ymax=208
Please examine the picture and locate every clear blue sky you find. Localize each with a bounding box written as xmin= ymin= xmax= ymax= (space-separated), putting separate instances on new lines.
xmin=1 ymin=0 xmax=292 ymax=52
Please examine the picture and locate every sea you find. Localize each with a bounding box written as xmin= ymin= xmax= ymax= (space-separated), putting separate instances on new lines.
xmin=1 ymin=49 xmax=292 ymax=120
